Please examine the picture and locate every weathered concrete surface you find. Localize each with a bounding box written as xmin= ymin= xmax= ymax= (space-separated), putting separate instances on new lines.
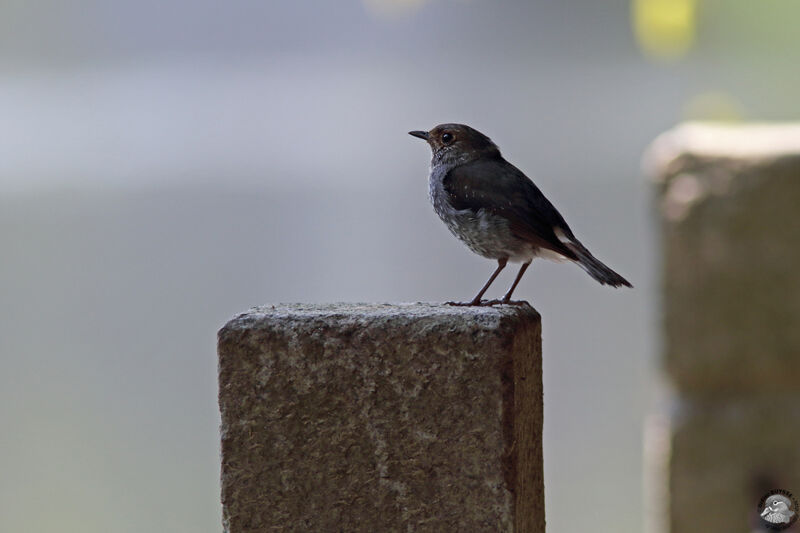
xmin=218 ymin=303 xmax=543 ymax=533
xmin=646 ymin=123 xmax=800 ymax=533
xmin=648 ymin=122 xmax=800 ymax=394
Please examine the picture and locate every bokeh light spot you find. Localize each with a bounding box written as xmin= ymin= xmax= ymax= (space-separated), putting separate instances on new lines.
xmin=632 ymin=0 xmax=696 ymax=61
xmin=683 ymin=91 xmax=744 ymax=122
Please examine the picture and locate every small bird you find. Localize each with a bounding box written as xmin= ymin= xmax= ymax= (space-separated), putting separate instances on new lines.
xmin=761 ymin=494 xmax=796 ymax=524
xmin=410 ymin=123 xmax=631 ymax=306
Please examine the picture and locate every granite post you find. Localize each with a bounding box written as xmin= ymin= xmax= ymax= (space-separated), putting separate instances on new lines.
xmin=645 ymin=123 xmax=800 ymax=533
xmin=218 ymin=303 xmax=544 ymax=533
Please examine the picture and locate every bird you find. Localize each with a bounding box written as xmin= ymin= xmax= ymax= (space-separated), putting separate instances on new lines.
xmin=409 ymin=123 xmax=632 ymax=306
xmin=761 ymin=494 xmax=796 ymax=524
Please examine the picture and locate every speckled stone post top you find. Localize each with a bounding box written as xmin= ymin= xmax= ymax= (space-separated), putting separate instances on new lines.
xmin=218 ymin=303 xmax=544 ymax=533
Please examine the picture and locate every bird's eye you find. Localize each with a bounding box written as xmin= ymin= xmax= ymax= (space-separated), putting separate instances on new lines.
xmin=441 ymin=132 xmax=454 ymax=144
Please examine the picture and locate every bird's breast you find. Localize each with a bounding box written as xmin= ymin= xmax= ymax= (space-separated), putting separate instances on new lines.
xmin=427 ymin=166 xmax=536 ymax=262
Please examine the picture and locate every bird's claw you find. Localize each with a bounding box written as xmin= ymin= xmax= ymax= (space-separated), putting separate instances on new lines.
xmin=445 ymin=299 xmax=529 ymax=307
xmin=500 ymin=299 xmax=529 ymax=306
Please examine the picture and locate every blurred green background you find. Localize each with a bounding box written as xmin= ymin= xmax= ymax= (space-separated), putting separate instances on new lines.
xmin=1 ymin=1 xmax=799 ymax=532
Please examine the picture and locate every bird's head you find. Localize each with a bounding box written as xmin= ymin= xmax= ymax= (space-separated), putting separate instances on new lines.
xmin=409 ymin=123 xmax=500 ymax=166
xmin=762 ymin=495 xmax=795 ymax=518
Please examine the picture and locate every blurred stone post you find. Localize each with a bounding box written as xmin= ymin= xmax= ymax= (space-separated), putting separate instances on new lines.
xmin=645 ymin=123 xmax=800 ymax=533
xmin=217 ymin=303 xmax=544 ymax=533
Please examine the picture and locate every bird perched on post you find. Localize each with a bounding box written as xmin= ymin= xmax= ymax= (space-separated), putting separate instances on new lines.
xmin=409 ymin=123 xmax=632 ymax=306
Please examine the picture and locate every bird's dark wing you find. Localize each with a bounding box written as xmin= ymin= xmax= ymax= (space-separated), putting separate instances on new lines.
xmin=443 ymin=157 xmax=578 ymax=259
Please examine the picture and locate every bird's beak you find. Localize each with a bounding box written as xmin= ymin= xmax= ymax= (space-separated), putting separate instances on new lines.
xmin=408 ymin=130 xmax=429 ymax=141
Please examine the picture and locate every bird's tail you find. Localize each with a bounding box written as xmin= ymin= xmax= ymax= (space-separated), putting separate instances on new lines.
xmin=564 ymin=240 xmax=632 ymax=288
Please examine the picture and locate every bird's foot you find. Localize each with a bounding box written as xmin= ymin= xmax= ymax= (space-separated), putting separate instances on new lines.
xmin=500 ymin=299 xmax=529 ymax=306
xmin=445 ymin=299 xmax=510 ymax=307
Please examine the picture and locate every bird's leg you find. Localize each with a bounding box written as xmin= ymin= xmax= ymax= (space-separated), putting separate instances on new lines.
xmin=501 ymin=261 xmax=531 ymax=304
xmin=447 ymin=258 xmax=507 ymax=306
xmin=469 ymin=257 xmax=508 ymax=305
